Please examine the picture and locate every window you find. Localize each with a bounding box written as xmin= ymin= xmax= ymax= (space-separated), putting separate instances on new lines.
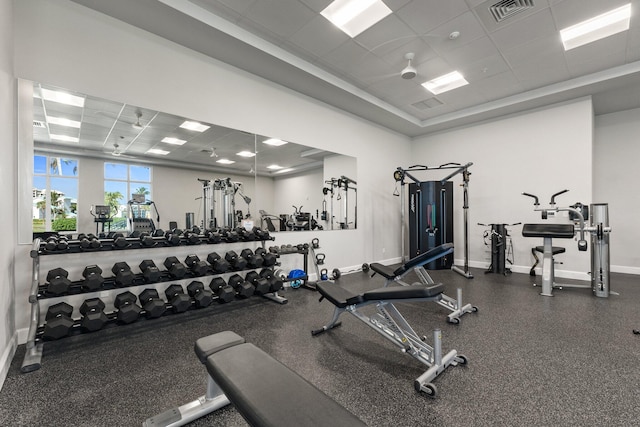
xmin=33 ymin=155 xmax=79 ymax=232
xmin=104 ymin=162 xmax=152 ymax=231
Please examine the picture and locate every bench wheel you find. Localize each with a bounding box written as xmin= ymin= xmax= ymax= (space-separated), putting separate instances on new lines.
xmin=472 ymin=306 xmax=479 ymax=312
xmin=423 ymin=383 xmax=437 ymax=397
xmin=448 ymin=317 xmax=460 ymax=324
xmin=457 ymin=354 xmax=468 ymax=365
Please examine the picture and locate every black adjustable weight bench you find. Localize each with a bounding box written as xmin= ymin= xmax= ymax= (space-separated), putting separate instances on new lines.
xmin=368 ymin=243 xmax=478 ymax=323
xmin=312 ymin=281 xmax=467 ymax=397
xmin=144 ymin=331 xmax=365 ymax=427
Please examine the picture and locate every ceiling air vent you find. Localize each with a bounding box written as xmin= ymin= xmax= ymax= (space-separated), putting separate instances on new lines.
xmin=489 ymin=0 xmax=534 ymax=23
xmin=412 ymin=98 xmax=444 ymax=111
xmin=475 ymin=0 xmax=540 ymax=31
xmin=33 ymin=120 xmax=47 ymax=128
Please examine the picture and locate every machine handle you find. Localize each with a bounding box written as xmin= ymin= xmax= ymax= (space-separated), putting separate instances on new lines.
xmin=522 ymin=192 xmax=539 ymax=206
xmin=550 ymin=189 xmax=569 ymax=205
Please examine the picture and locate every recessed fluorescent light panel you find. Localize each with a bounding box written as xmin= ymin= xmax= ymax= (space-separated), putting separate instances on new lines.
xmin=422 ymin=71 xmax=469 ymax=95
xmin=146 ymin=148 xmax=170 ymax=155
xmin=560 ymin=4 xmax=631 ymax=51
xmin=216 ymin=159 xmax=235 ymax=164
xmin=40 ymin=88 xmax=85 ymax=107
xmin=263 ymin=138 xmax=288 ymax=146
xmin=321 ymin=0 xmax=392 ymax=37
xmin=276 ymin=168 xmax=294 ymax=174
xmin=50 ymin=134 xmax=79 ymax=143
xmin=179 ymin=120 xmax=210 ymax=132
xmin=161 ymin=137 xmax=187 ymax=145
xmin=236 ymin=151 xmax=256 ymax=158
xmin=267 ymin=164 xmax=283 ymax=170
xmin=47 ymin=116 xmax=81 ymax=128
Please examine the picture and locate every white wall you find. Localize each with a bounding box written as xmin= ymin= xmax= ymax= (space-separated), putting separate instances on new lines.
xmin=411 ymin=99 xmax=594 ymax=279
xmin=594 ymin=108 xmax=640 ymax=274
xmin=12 ymin=0 xmax=411 ymax=337
xmin=272 ymin=169 xmax=324 ymax=224
xmin=0 ymin=0 xmax=17 ymax=390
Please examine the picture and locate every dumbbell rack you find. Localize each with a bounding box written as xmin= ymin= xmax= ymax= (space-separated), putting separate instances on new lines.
xmin=21 ymin=233 xmax=287 ymax=373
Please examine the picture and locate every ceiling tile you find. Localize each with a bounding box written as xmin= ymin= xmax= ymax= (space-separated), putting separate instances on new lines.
xmin=460 ymin=53 xmax=511 ymax=82
xmin=566 ymin=49 xmax=628 ymax=77
xmin=512 ymin=58 xmax=571 ymax=90
xmin=354 ymin=15 xmax=418 ymax=57
xmin=379 ymin=38 xmax=438 ymax=66
xmin=440 ymin=36 xmax=500 ymax=69
xmin=396 ymin=0 xmax=470 ymax=35
xmin=424 ymin=11 xmax=486 ymax=53
xmin=287 ymin=15 xmax=350 ymax=58
xmin=472 ymin=70 xmax=525 ymax=101
xmin=502 ymin=33 xmax=565 ymax=68
xmin=551 ymin=0 xmax=632 ymax=29
xmin=490 ymin=9 xmax=558 ymax=52
xmin=243 ymin=0 xmax=317 ymax=38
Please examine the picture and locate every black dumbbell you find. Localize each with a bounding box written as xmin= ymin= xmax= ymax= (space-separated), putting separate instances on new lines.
xmin=46 ymin=268 xmax=71 ymax=296
xmin=183 ymin=230 xmax=201 ymax=245
xmin=164 ymin=284 xmax=192 ymax=313
xmin=152 ymin=229 xmax=165 ymax=237
xmin=221 ymin=229 xmax=239 ymax=243
xmin=207 ymin=252 xmax=230 ymax=273
xmin=139 ymin=260 xmax=161 ymax=283
xmin=209 ymin=277 xmax=235 ymax=303
xmin=139 ymin=232 xmax=156 ymax=248
xmin=185 ymin=255 xmax=209 ymax=276
xmin=42 ymin=302 xmax=74 ymax=340
xmin=187 ymin=281 xmax=213 ymax=308
xmin=255 ymin=248 xmax=277 ymax=267
xmin=113 ymin=233 xmax=129 ymax=249
xmin=44 ymin=235 xmax=69 ymax=251
xmin=112 ymin=262 xmax=135 ymax=286
xmin=204 ymin=229 xmax=222 ymax=243
xmin=240 ymin=249 xmax=264 ymax=269
xmin=252 ymin=227 xmax=270 ymax=240
xmin=163 ymin=256 xmax=187 ymax=279
xmin=139 ymin=289 xmax=167 ymax=318
xmin=82 ymin=265 xmax=104 ymax=292
xmin=79 ymin=298 xmax=108 ymax=332
xmin=236 ymin=227 xmax=256 ymax=241
xmin=78 ymin=233 xmax=101 ymax=249
xmin=244 ymin=271 xmax=271 ymax=295
xmin=260 ymin=268 xmax=284 ymax=292
xmin=227 ymin=273 xmax=254 ymax=298
xmin=164 ymin=229 xmax=181 ymax=246
xmin=114 ymin=291 xmax=142 ymax=324
xmin=225 ymin=251 xmax=247 ymax=270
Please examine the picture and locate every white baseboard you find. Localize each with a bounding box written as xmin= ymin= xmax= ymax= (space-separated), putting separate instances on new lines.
xmin=611 ymin=265 xmax=640 ymax=275
xmin=0 ymin=332 xmax=18 ymax=392
xmin=457 ymin=259 xmax=592 ymax=281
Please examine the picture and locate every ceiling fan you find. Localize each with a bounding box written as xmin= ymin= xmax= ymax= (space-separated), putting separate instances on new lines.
xmin=97 ymin=107 xmax=147 ymax=129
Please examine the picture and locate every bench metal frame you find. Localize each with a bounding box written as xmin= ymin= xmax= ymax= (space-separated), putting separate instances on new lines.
xmin=371 ymin=244 xmax=477 ymax=323
xmin=312 ymin=291 xmax=466 ymax=397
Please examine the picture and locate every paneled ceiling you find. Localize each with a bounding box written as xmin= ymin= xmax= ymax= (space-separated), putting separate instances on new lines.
xmin=69 ymin=0 xmax=640 ymax=136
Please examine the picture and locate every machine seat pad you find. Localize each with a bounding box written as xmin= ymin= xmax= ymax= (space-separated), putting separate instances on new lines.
xmin=316 ymin=282 xmax=364 ymax=308
xmin=369 ymin=243 xmax=454 ymax=279
xmin=206 ymin=342 xmax=366 ymax=427
xmin=534 ymin=245 xmax=566 ymax=255
xmin=522 ymin=223 xmax=575 ymax=238
xmin=194 ymin=331 xmax=245 ymax=364
xmin=363 ymin=284 xmax=445 ymax=301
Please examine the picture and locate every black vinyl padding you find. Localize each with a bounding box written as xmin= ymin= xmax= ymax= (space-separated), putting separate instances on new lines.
xmin=194 ymin=331 xmax=245 ymax=363
xmin=363 ymin=284 xmax=444 ymax=301
xmin=206 ymin=343 xmax=366 ymax=427
xmin=316 ymin=281 xmax=364 ymax=308
xmin=369 ymin=243 xmax=454 ymax=279
xmin=522 ymin=223 xmax=575 ymax=238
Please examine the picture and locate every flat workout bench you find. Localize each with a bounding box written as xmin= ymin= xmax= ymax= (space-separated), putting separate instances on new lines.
xmin=144 ymin=331 xmax=365 ymax=427
xmin=369 ymin=243 xmax=477 ymax=323
xmin=312 ymin=280 xmax=467 ymax=397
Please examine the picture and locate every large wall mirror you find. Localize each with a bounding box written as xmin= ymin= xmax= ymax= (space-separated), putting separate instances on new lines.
xmin=20 ymin=80 xmax=357 ymax=243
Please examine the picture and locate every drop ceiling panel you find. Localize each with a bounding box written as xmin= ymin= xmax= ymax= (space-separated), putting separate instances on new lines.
xmin=425 ymin=11 xmax=487 ymax=53
xmin=440 ymin=36 xmax=500 ymax=70
xmin=243 ymin=0 xmax=316 ymax=39
xmin=287 ymin=15 xmax=349 ymax=58
xmin=489 ymin=8 xmax=558 ymax=52
xmin=396 ymin=0 xmax=470 ymax=35
xmin=472 ymin=71 xmax=525 ymax=101
xmin=550 ymin=0 xmax=632 ymax=29
xmin=354 ymin=15 xmax=418 ymax=56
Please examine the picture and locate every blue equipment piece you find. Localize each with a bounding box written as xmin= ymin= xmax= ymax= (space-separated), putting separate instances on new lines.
xmin=287 ymin=269 xmax=306 ymax=288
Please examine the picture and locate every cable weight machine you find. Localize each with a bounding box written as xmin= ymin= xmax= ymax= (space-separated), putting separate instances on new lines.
xmin=394 ymin=163 xmax=473 ymax=278
xmin=197 ymin=177 xmax=252 ymax=230
xmin=322 ymin=176 xmax=357 ymax=230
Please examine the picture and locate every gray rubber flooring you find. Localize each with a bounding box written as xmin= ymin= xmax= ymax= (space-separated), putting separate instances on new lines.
xmin=1 ymin=267 xmax=639 ymax=426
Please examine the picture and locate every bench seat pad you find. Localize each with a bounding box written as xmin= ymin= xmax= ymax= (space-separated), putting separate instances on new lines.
xmin=522 ymin=223 xmax=575 ymax=238
xmin=370 ymin=243 xmax=454 ymax=279
xmin=363 ymin=284 xmax=444 ymax=301
xmin=316 ymin=282 xmax=364 ymax=308
xmin=206 ymin=343 xmax=366 ymax=427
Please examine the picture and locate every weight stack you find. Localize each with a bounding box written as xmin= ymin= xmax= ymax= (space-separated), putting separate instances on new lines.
xmin=408 ymin=180 xmax=453 ymax=270
xmin=590 ymin=203 xmax=610 ymax=298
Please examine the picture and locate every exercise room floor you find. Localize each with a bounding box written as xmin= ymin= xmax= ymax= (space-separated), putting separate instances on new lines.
xmin=1 ymin=267 xmax=639 ymax=426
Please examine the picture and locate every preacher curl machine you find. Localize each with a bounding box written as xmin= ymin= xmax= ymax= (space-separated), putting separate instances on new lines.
xmin=522 ymin=189 xmax=612 ymax=297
